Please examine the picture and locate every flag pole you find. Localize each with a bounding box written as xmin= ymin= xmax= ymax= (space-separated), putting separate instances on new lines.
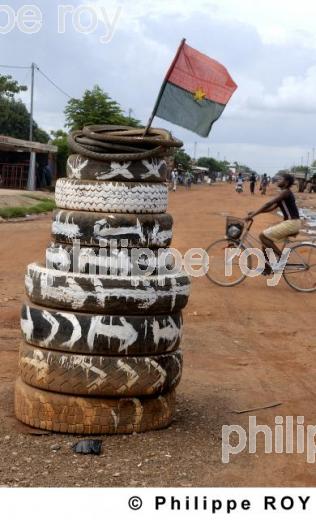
xmin=143 ymin=38 xmax=186 ymax=136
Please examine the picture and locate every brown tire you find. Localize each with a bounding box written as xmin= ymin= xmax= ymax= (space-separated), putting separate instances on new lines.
xmin=19 ymin=343 xmax=183 ymax=397
xmin=15 ymin=377 xmax=175 ymax=434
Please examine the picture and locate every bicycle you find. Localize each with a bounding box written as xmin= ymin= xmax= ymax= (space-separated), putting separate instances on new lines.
xmin=206 ymin=216 xmax=316 ymax=292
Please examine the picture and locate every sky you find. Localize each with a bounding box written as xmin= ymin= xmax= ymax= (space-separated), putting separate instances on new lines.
xmin=1 ymin=0 xmax=316 ymax=174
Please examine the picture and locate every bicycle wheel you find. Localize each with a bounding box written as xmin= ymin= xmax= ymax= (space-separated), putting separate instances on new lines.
xmin=205 ymin=238 xmax=250 ymax=287
xmin=283 ymin=243 xmax=316 ymax=292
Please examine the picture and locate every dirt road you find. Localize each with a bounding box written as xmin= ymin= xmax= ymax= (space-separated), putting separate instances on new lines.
xmin=0 ymin=183 xmax=315 ymax=487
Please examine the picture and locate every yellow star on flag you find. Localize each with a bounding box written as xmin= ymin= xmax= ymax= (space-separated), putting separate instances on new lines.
xmin=193 ymin=87 xmax=206 ymax=101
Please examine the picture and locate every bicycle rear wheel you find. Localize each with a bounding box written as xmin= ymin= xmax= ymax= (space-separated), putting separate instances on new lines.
xmin=283 ymin=243 xmax=316 ymax=292
xmin=206 ymin=238 xmax=250 ymax=287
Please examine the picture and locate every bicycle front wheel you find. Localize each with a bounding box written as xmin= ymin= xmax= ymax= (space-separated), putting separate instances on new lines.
xmin=205 ymin=238 xmax=250 ymax=287
xmin=283 ymin=243 xmax=316 ymax=292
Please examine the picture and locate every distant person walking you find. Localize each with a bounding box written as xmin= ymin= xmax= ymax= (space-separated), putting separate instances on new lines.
xmin=185 ymin=171 xmax=193 ymax=189
xmin=235 ymin=173 xmax=243 ymax=193
xmin=249 ymin=172 xmax=256 ymax=195
xmin=260 ymin=173 xmax=268 ymax=195
xmin=171 ymin=169 xmax=178 ymax=192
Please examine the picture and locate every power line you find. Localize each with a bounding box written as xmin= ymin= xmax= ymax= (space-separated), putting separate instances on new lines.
xmin=37 ymin=67 xmax=72 ymax=99
xmin=0 ymin=64 xmax=30 ymax=69
xmin=0 ymin=63 xmax=73 ymax=98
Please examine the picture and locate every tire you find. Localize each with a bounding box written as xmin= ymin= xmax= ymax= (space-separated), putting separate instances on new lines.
xmin=55 ymin=179 xmax=168 ymax=214
xmin=46 ymin=243 xmax=176 ymax=276
xmin=206 ymin=238 xmax=250 ymax=287
xmin=19 ymin=343 xmax=183 ymax=397
xmin=282 ymin=243 xmax=316 ymax=292
xmin=15 ymin=378 xmax=175 ymax=434
xmin=21 ymin=304 xmax=183 ymax=355
xmin=51 ymin=209 xmax=173 ymax=247
xmin=67 ymin=155 xmax=168 ymax=183
xmin=25 ymin=263 xmax=191 ymax=314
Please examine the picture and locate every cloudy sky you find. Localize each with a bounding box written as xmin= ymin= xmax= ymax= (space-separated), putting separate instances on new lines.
xmin=2 ymin=0 xmax=316 ymax=173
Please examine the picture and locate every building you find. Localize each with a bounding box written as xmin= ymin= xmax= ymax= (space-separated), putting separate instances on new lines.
xmin=0 ymin=135 xmax=57 ymax=190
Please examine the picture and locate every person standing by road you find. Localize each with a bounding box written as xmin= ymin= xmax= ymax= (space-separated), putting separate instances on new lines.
xmin=235 ymin=172 xmax=244 ymax=193
xmin=260 ymin=173 xmax=268 ymax=195
xmin=171 ymin=168 xmax=178 ymax=192
xmin=249 ymin=172 xmax=256 ymax=195
xmin=185 ymin=171 xmax=193 ymax=189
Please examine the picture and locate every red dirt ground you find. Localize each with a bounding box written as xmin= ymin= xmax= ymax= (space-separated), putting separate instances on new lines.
xmin=0 ymin=183 xmax=315 ymax=487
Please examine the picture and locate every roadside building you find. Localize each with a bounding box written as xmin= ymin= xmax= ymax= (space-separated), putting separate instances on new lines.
xmin=0 ymin=135 xmax=57 ymax=190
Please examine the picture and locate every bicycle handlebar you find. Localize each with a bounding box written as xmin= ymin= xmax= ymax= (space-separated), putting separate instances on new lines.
xmin=243 ymin=218 xmax=254 ymax=231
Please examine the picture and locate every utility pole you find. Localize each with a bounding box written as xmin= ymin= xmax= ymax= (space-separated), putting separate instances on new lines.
xmin=29 ymin=62 xmax=35 ymax=142
xmin=307 ymin=151 xmax=310 ymax=167
xmin=207 ymin=147 xmax=210 ymax=158
xmin=27 ymin=63 xmax=36 ymax=191
xmin=194 ymin=142 xmax=197 ymax=160
xmin=313 ymin=147 xmax=315 ymax=165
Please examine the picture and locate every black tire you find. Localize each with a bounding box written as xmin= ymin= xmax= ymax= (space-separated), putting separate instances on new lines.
xmin=282 ymin=243 xmax=316 ymax=292
xmin=67 ymin=154 xmax=168 ymax=183
xmin=55 ymin=179 xmax=168 ymax=214
xmin=19 ymin=343 xmax=183 ymax=397
xmin=21 ymin=304 xmax=183 ymax=355
xmin=51 ymin=209 xmax=173 ymax=247
xmin=25 ymin=263 xmax=191 ymax=315
xmin=46 ymin=243 xmax=176 ymax=276
xmin=15 ymin=378 xmax=176 ymax=434
xmin=206 ymin=238 xmax=250 ymax=287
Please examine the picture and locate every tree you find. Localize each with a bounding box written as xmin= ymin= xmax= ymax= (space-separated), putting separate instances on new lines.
xmin=0 ymin=74 xmax=27 ymax=98
xmin=291 ymin=165 xmax=309 ymax=174
xmin=197 ymin=156 xmax=223 ymax=172
xmin=0 ymin=73 xmax=49 ymax=142
xmin=51 ymin=130 xmax=68 ymax=177
xmin=0 ymin=96 xmax=49 ymax=142
xmin=173 ymin=148 xmax=191 ymax=170
xmin=64 ymin=85 xmax=141 ymax=130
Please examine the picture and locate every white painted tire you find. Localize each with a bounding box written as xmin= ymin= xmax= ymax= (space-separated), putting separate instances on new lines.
xmin=46 ymin=243 xmax=176 ymax=276
xmin=55 ymin=179 xmax=168 ymax=214
xmin=25 ymin=263 xmax=191 ymax=314
xmin=67 ymin=154 xmax=168 ymax=183
xmin=51 ymin=209 xmax=173 ymax=247
xmin=21 ymin=304 xmax=183 ymax=355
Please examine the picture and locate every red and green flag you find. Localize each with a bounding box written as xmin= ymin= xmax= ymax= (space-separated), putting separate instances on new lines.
xmin=149 ymin=39 xmax=237 ymax=137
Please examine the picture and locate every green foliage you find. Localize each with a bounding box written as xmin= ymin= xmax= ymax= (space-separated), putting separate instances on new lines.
xmin=174 ymin=148 xmax=191 ymax=170
xmin=64 ymin=85 xmax=141 ymax=130
xmin=291 ymin=165 xmax=309 ymax=174
xmin=0 ymin=96 xmax=50 ymax=142
xmin=0 ymin=74 xmax=27 ymax=98
xmin=197 ymin=156 xmax=223 ymax=172
xmin=237 ymin=163 xmax=257 ymax=175
xmin=51 ymin=129 xmax=68 ymax=177
xmin=0 ymin=74 xmax=49 ymax=142
xmin=0 ymin=198 xmax=56 ymax=219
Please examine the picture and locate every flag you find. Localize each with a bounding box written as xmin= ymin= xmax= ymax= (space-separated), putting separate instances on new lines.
xmin=154 ymin=39 xmax=237 ymax=137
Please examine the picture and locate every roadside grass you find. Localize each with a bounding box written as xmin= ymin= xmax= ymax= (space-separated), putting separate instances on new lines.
xmin=0 ymin=198 xmax=56 ymax=219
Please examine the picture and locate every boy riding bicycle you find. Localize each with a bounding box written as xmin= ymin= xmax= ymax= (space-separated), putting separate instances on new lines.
xmin=245 ymin=173 xmax=301 ymax=274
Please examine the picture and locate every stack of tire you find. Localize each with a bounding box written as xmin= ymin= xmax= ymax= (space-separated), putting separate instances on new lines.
xmin=15 ymin=125 xmax=191 ymax=435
